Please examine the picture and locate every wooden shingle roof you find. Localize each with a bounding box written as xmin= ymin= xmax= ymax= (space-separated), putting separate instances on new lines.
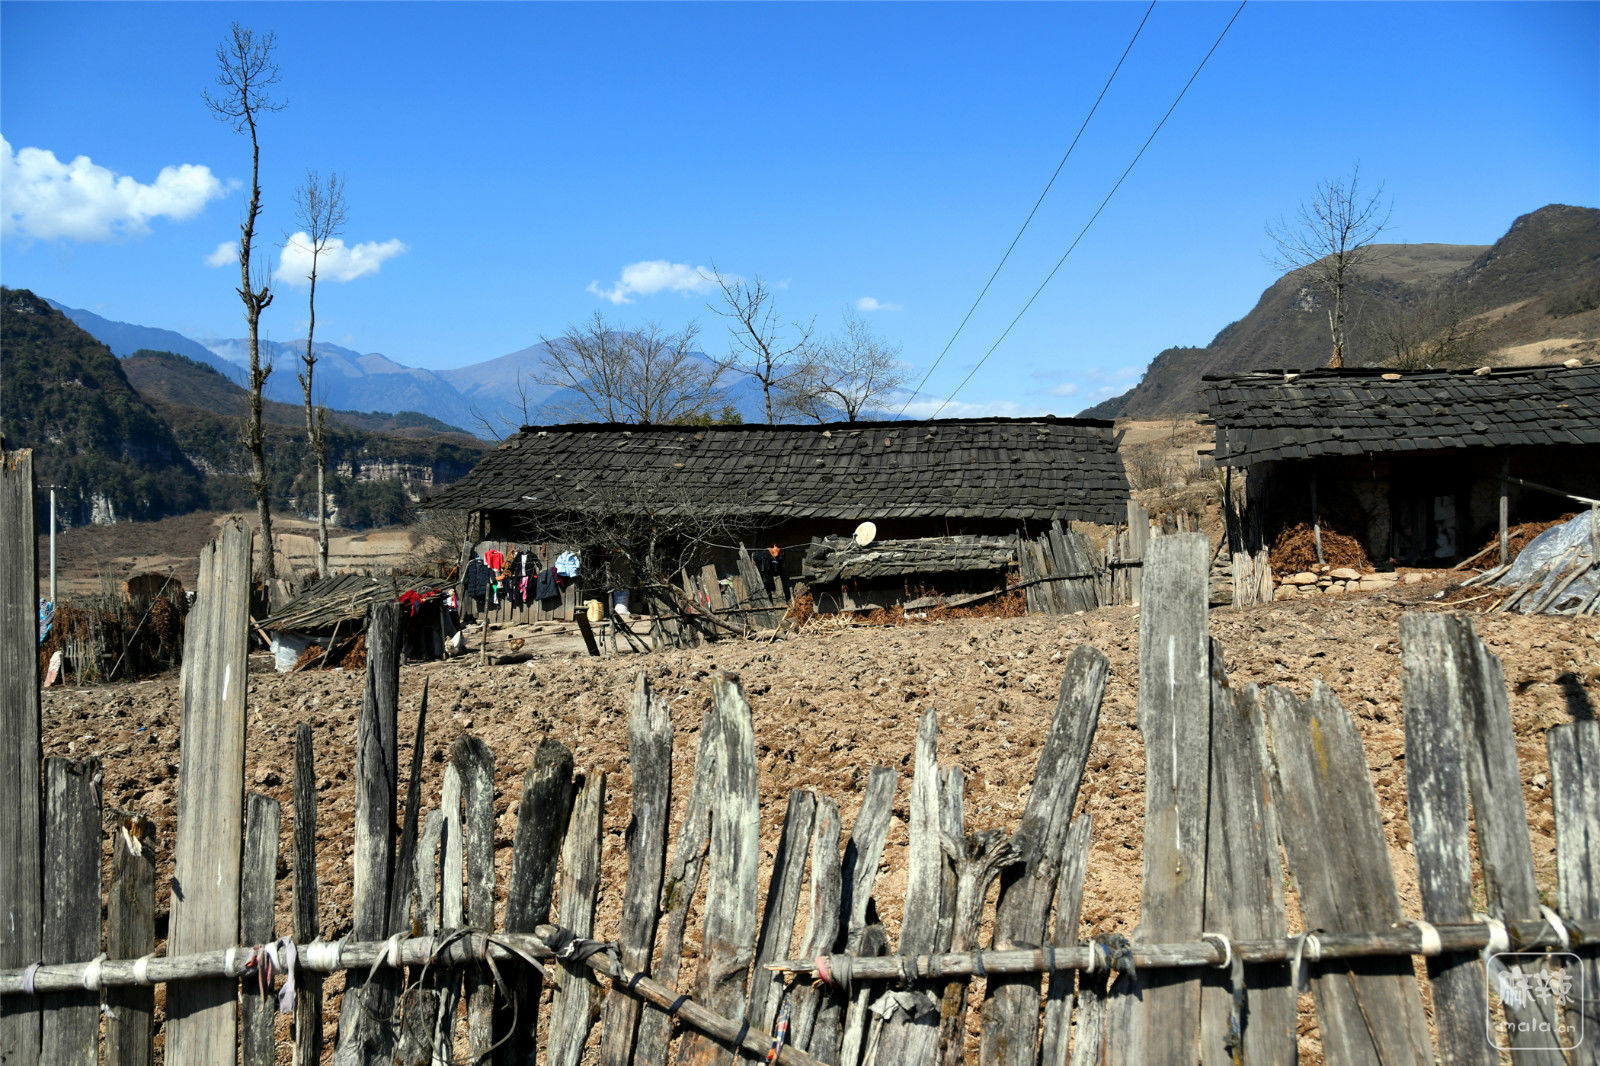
xmin=1202 ymin=364 xmax=1600 ymax=466
xmin=424 ymin=417 xmax=1128 ymax=524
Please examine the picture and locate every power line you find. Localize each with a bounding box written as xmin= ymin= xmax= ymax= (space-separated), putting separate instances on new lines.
xmin=930 ymin=0 xmax=1246 ymax=420
xmin=896 ymin=1 xmax=1158 ymax=418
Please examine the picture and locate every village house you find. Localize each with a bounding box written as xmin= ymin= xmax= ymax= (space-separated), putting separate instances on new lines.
xmin=1201 ymin=363 xmax=1600 ymax=567
xmin=423 ymin=416 xmax=1129 ymax=616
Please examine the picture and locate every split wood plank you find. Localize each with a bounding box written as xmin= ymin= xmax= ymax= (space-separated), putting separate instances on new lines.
xmin=634 ymin=694 xmax=723 ymax=1066
xmin=748 ymin=789 xmax=817 ymax=1034
xmin=1400 ymin=614 xmax=1510 ymax=1064
xmin=1198 ymin=669 xmax=1293 ymax=1066
xmin=166 ymin=516 xmax=252 ymax=1066
xmin=980 ymin=644 xmax=1108 ymax=1066
xmin=1107 ymin=533 xmax=1210 ymax=1066
xmin=602 ymin=674 xmax=673 ymax=1066
xmin=335 ymin=600 xmax=403 ymax=1065
xmin=680 ymin=675 xmax=760 ymax=1066
xmin=1262 ymin=682 xmax=1432 ymax=1065
xmin=40 ymin=758 xmax=100 ymax=1066
xmin=546 ymin=772 xmax=606 ymax=1066
xmin=0 ymin=450 xmax=42 ymax=1064
xmin=457 ymin=736 xmax=498 ymax=1061
xmin=790 ymin=797 xmax=843 ymax=1056
xmin=0 ymin=451 xmax=43 ymax=1062
xmin=292 ymin=723 xmax=323 ymax=1066
xmin=498 ymin=737 xmax=576 ymax=1066
xmin=1040 ymin=816 xmax=1092 ymax=1066
xmin=397 ymin=809 xmax=444 ymax=1066
xmin=876 ymin=708 xmax=951 ymax=1064
xmin=1547 ymin=720 xmax=1599 ymax=1066
xmin=1426 ymin=614 xmax=1564 ymax=1060
xmin=241 ymin=793 xmax=281 ymax=1066
xmin=837 ymin=924 xmax=890 ymax=1066
xmin=107 ymin=812 xmax=156 ymax=1066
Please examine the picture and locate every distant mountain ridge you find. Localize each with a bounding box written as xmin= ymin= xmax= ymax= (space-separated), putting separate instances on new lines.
xmin=1083 ymin=204 xmax=1600 ymax=418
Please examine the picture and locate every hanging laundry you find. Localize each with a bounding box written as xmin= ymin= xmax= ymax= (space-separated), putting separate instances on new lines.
xmin=554 ymin=550 xmax=580 ymax=578
xmin=483 ymin=548 xmax=505 ymax=570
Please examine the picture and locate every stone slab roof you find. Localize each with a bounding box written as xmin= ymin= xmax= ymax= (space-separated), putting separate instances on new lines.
xmin=424 ymin=417 xmax=1128 ymax=524
xmin=1202 ymin=363 xmax=1600 ymax=466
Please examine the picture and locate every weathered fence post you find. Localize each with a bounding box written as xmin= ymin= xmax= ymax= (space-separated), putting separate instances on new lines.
xmin=40 ymin=758 xmax=101 ymax=1066
xmin=166 ymin=516 xmax=251 ymax=1066
xmin=1547 ymin=720 xmax=1599 ymax=1059
xmin=497 ymin=737 xmax=575 ymax=1064
xmin=106 ymin=812 xmax=156 ymax=1066
xmin=241 ymin=792 xmax=282 ymax=1066
xmin=980 ymin=645 xmax=1107 ymax=1066
xmin=789 ymin=797 xmax=843 ymax=1054
xmin=546 ymin=772 xmax=606 ymax=1066
xmin=335 ymin=599 xmax=403 ymax=1064
xmin=748 ymin=789 xmax=817 ymax=1034
xmin=1263 ymin=683 xmax=1432 ymax=1064
xmin=680 ymin=675 xmax=759 ymax=1066
xmin=457 ymin=736 xmax=497 ymax=1061
xmin=601 ymin=674 xmax=672 ymax=1066
xmin=292 ymin=723 xmax=323 ymax=1066
xmin=1039 ymin=815 xmax=1092 ymax=1066
xmin=0 ymin=449 xmax=43 ymax=1063
xmin=1107 ymin=533 xmax=1209 ymax=1066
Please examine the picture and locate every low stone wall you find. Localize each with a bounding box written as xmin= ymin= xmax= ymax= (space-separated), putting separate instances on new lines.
xmin=1272 ymin=565 xmax=1424 ymax=600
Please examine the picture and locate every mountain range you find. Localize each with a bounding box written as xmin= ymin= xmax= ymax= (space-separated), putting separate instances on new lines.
xmin=28 ymin=203 xmax=1600 ymax=443
xmin=1082 ymin=204 xmax=1600 ymax=418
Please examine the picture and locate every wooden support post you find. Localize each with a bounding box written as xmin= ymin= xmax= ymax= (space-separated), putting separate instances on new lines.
xmin=600 ymin=675 xmax=672 ymax=1066
xmin=40 ymin=758 xmax=101 ymax=1066
xmin=789 ymin=797 xmax=842 ymax=1055
xmin=496 ymin=738 xmax=575 ymax=1065
xmin=387 ymin=681 xmax=430 ymax=943
xmin=1499 ymin=458 xmax=1510 ymax=565
xmin=1547 ymin=721 xmax=1600 ymax=1056
xmin=166 ymin=517 xmax=252 ymax=1066
xmin=292 ymin=724 xmax=322 ymax=1066
xmin=1311 ymin=466 xmax=1325 ymax=566
xmin=107 ymin=813 xmax=155 ymax=1066
xmin=1039 ymin=816 xmax=1092 ymax=1066
xmin=748 ymin=789 xmax=817 ymax=1034
xmin=0 ymin=449 xmax=42 ymax=1064
xmin=433 ymin=762 xmax=464 ymax=1063
xmin=240 ymin=793 xmax=281 ymax=1066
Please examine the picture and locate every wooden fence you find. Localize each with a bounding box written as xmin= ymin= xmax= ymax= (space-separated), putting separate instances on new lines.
xmin=3 ymin=447 xmax=1597 ymax=1065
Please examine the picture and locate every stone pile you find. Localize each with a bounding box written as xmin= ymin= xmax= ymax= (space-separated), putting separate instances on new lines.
xmin=1272 ymin=565 xmax=1409 ymax=600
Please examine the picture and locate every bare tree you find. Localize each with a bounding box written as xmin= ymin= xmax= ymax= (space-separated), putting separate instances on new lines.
xmin=533 ymin=312 xmax=725 ymax=425
xmin=1368 ymin=288 xmax=1484 ymax=370
xmin=794 ymin=311 xmax=908 ymax=421
xmin=708 ymin=272 xmax=816 ymax=423
xmin=1266 ymin=167 xmax=1390 ymax=368
xmin=206 ymin=22 xmax=286 ymax=576
xmin=290 ymin=170 xmax=346 ymax=577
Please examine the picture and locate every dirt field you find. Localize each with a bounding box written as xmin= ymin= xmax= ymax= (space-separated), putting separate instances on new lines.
xmin=37 ymin=572 xmax=1600 ymax=1058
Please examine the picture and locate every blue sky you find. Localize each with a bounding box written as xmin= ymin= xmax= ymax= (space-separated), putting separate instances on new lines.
xmin=3 ymin=1 xmax=1596 ymax=417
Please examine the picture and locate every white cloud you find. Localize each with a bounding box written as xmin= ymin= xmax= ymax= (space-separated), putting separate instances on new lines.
xmin=897 ymin=396 xmax=1058 ymax=419
xmin=855 ymin=296 xmax=903 ymax=312
xmin=587 ymin=260 xmax=731 ymax=304
xmin=2 ymin=138 xmax=227 ymax=242
xmin=204 ymin=240 xmax=236 ymax=267
xmin=1048 ymin=382 xmax=1080 ymax=397
xmin=274 ymin=232 xmax=407 ymax=285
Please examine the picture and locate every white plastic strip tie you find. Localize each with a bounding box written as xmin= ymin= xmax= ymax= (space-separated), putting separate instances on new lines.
xmin=1482 ymin=917 xmax=1510 ymax=955
xmin=224 ymin=947 xmax=241 ymax=978
xmin=132 ymin=954 xmax=153 ymax=986
xmin=1409 ymin=919 xmax=1442 ymax=957
xmin=1539 ymin=906 xmax=1571 ymax=951
xmin=301 ymin=938 xmax=343 ymax=972
xmin=81 ymin=954 xmax=107 ymax=992
xmin=1200 ymin=932 xmax=1233 ymax=970
xmin=21 ymin=963 xmax=40 ymax=995
xmin=384 ymin=933 xmax=404 ymax=970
